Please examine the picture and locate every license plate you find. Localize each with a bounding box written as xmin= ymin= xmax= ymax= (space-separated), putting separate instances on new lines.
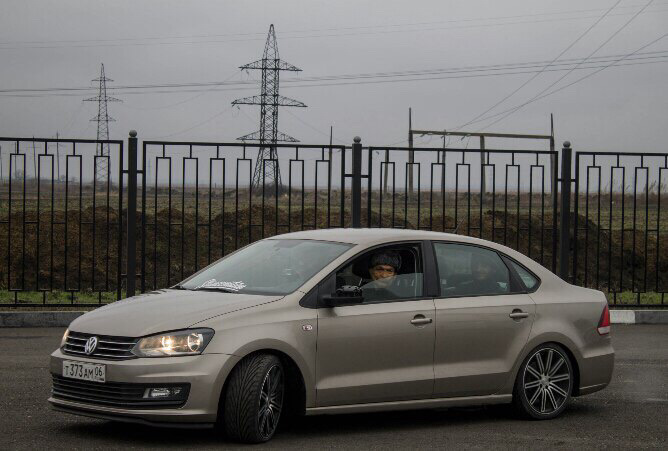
xmin=62 ymin=360 xmax=106 ymax=383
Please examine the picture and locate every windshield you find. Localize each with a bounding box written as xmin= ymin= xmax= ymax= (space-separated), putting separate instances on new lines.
xmin=179 ymin=239 xmax=353 ymax=295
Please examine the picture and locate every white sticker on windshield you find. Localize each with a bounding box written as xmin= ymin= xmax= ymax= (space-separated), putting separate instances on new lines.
xmin=196 ymin=279 xmax=247 ymax=291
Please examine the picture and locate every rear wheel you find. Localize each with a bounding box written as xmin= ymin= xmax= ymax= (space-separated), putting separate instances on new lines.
xmin=223 ymin=354 xmax=285 ymax=443
xmin=513 ymin=343 xmax=573 ymax=420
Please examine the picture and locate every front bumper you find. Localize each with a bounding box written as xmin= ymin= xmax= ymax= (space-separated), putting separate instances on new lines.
xmin=49 ymin=348 xmax=240 ymax=425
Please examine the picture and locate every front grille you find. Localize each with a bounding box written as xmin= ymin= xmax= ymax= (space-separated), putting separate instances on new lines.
xmin=64 ymin=331 xmax=138 ymax=360
xmin=51 ymin=375 xmax=190 ymax=409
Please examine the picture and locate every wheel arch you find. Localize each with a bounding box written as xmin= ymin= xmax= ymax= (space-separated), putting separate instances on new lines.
xmin=507 ymin=334 xmax=584 ymax=396
xmin=216 ymin=343 xmax=310 ymax=424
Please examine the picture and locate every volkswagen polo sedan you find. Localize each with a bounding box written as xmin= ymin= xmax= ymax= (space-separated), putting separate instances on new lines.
xmin=49 ymin=229 xmax=614 ymax=443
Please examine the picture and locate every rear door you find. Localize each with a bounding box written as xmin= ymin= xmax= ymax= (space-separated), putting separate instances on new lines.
xmin=431 ymin=242 xmax=536 ymax=398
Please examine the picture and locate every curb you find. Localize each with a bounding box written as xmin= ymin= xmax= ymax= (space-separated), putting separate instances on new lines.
xmin=610 ymin=310 xmax=668 ymax=325
xmin=0 ymin=311 xmax=85 ymax=328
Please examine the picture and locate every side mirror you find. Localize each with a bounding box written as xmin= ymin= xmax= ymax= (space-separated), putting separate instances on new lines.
xmin=322 ymin=285 xmax=364 ymax=307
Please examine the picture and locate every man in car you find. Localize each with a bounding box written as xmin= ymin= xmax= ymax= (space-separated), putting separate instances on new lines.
xmin=468 ymin=254 xmax=505 ymax=295
xmin=363 ymin=250 xmax=402 ymax=301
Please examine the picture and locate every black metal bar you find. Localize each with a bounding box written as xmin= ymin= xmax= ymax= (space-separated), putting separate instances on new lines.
xmin=50 ymin=146 xmax=55 ymax=296
xmin=573 ymin=152 xmax=581 ymax=287
xmin=299 ymin=151 xmax=304 ymax=231
xmin=140 ymin=143 xmax=146 ymax=293
xmin=92 ymin=154 xmax=98 ymax=296
xmin=367 ymin=146 xmax=373 ymax=227
xmin=340 ymin=146 xmax=346 ymax=227
xmin=117 ymin=141 xmax=124 ymax=300
xmin=77 ymin=150 xmax=82 ymax=296
xmin=596 ymin=162 xmax=602 ymax=288
xmin=559 ymin=141 xmax=572 ymax=281
xmin=351 ymin=137 xmax=362 ymax=228
xmin=658 ymin=165 xmax=666 ymax=294
xmin=326 ymin=152 xmax=332 ymax=229
xmin=126 ymin=131 xmax=138 ymax=298
xmin=208 ymin=158 xmax=213 ymax=264
xmin=36 ymin=150 xmax=42 ymax=294
xmin=620 ymin=161 xmax=625 ymax=293
xmin=550 ymin=135 xmax=558 ymax=272
xmin=584 ymin=164 xmax=591 ymax=285
xmin=167 ymin=152 xmax=173 ymax=287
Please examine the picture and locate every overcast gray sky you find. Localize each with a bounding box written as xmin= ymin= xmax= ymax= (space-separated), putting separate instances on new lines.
xmin=1 ymin=0 xmax=666 ymax=152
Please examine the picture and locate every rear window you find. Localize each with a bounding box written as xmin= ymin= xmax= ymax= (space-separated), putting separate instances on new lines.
xmin=433 ymin=243 xmax=511 ymax=297
xmin=506 ymin=259 xmax=539 ymax=291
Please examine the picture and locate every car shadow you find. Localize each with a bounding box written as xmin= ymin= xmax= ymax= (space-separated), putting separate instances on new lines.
xmin=58 ymin=401 xmax=605 ymax=446
xmin=59 ymin=405 xmax=513 ymax=445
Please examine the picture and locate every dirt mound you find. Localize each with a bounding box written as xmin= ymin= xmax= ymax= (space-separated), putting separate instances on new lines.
xmin=1 ymin=206 xmax=665 ymax=293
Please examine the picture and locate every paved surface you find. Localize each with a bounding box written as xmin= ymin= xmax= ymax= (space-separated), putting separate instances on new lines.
xmin=0 ymin=326 xmax=666 ymax=450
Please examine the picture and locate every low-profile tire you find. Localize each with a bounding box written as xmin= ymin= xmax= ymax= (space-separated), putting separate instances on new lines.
xmin=223 ymin=353 xmax=285 ymax=443
xmin=513 ymin=343 xmax=574 ymax=420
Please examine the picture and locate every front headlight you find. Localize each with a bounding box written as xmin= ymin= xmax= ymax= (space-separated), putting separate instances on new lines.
xmin=60 ymin=328 xmax=69 ymax=348
xmin=132 ymin=328 xmax=215 ymax=357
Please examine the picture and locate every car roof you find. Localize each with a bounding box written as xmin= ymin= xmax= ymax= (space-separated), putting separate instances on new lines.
xmin=271 ymin=228 xmax=488 ymax=246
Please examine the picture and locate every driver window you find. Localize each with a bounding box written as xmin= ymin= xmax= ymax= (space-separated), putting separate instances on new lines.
xmin=335 ymin=244 xmax=424 ymax=303
xmin=433 ymin=243 xmax=511 ymax=297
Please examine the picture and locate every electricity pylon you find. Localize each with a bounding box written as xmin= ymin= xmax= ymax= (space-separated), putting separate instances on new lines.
xmin=84 ymin=63 xmax=120 ymax=184
xmin=232 ymin=24 xmax=306 ymax=192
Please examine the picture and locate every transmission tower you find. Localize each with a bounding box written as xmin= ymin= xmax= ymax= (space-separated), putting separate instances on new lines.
xmin=84 ymin=63 xmax=120 ymax=184
xmin=232 ymin=24 xmax=306 ymax=192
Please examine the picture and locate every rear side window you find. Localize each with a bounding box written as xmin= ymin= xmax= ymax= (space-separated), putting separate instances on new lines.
xmin=433 ymin=243 xmax=511 ymax=297
xmin=506 ymin=259 xmax=539 ymax=291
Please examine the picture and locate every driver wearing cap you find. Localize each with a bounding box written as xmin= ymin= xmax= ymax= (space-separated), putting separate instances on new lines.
xmin=363 ymin=250 xmax=401 ymax=301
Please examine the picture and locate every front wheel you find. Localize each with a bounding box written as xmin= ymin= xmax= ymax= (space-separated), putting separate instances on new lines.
xmin=513 ymin=343 xmax=573 ymax=420
xmin=224 ymin=354 xmax=285 ymax=443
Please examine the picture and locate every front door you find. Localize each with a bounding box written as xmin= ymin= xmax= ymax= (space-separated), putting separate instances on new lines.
xmin=431 ymin=242 xmax=535 ymax=398
xmin=315 ymin=243 xmax=435 ymax=406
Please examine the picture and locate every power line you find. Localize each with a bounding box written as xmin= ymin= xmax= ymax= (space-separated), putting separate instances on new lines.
xmin=3 ymin=50 xmax=667 ymax=93
xmin=2 ymin=50 xmax=667 ymax=98
xmin=154 ymin=105 xmax=235 ymax=139
xmin=2 ymin=4 xmax=667 ymax=51
xmin=459 ymin=0 xmax=623 ymax=130
xmin=468 ymin=31 xmax=668 ymax=131
xmin=283 ymin=109 xmax=346 ymax=144
xmin=472 ymin=0 xmax=657 ymax=131
xmin=119 ymin=71 xmax=242 ymax=111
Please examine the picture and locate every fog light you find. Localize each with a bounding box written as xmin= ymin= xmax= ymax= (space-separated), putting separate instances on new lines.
xmin=144 ymin=387 xmax=185 ymax=399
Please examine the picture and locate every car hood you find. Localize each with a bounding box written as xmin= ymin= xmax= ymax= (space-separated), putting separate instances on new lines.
xmin=68 ymin=289 xmax=283 ymax=337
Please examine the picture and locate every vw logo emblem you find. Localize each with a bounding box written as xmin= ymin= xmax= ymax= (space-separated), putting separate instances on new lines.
xmin=84 ymin=337 xmax=98 ymax=355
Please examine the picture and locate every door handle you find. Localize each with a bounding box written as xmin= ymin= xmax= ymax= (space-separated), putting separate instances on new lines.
xmin=509 ymin=310 xmax=529 ymax=319
xmin=410 ymin=315 xmax=433 ymax=326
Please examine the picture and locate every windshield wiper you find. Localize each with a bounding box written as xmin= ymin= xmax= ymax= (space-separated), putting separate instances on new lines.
xmin=191 ymin=286 xmax=238 ymax=293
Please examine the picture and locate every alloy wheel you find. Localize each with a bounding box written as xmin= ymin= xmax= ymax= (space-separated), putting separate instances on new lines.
xmin=257 ymin=364 xmax=284 ymax=440
xmin=522 ymin=348 xmax=571 ymax=415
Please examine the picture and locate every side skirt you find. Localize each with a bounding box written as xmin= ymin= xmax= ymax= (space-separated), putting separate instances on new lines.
xmin=576 ymin=382 xmax=609 ymax=396
xmin=305 ymin=394 xmax=512 ymax=416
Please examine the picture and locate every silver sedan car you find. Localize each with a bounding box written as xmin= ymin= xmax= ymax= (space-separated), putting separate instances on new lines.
xmin=49 ymin=229 xmax=614 ymax=443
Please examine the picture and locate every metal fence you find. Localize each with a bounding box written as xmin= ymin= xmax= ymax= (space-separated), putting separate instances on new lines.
xmin=572 ymin=151 xmax=667 ymax=306
xmin=362 ymin=144 xmax=558 ymax=272
xmin=0 ymin=133 xmax=665 ymax=307
xmin=137 ymin=139 xmax=349 ymax=293
xmin=0 ymin=137 xmax=125 ymax=305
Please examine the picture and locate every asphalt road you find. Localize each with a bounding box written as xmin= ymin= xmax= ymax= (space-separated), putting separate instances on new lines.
xmin=0 ymin=325 xmax=666 ymax=450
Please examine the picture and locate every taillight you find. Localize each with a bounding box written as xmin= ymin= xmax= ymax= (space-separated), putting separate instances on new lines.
xmin=597 ymin=304 xmax=611 ymax=335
